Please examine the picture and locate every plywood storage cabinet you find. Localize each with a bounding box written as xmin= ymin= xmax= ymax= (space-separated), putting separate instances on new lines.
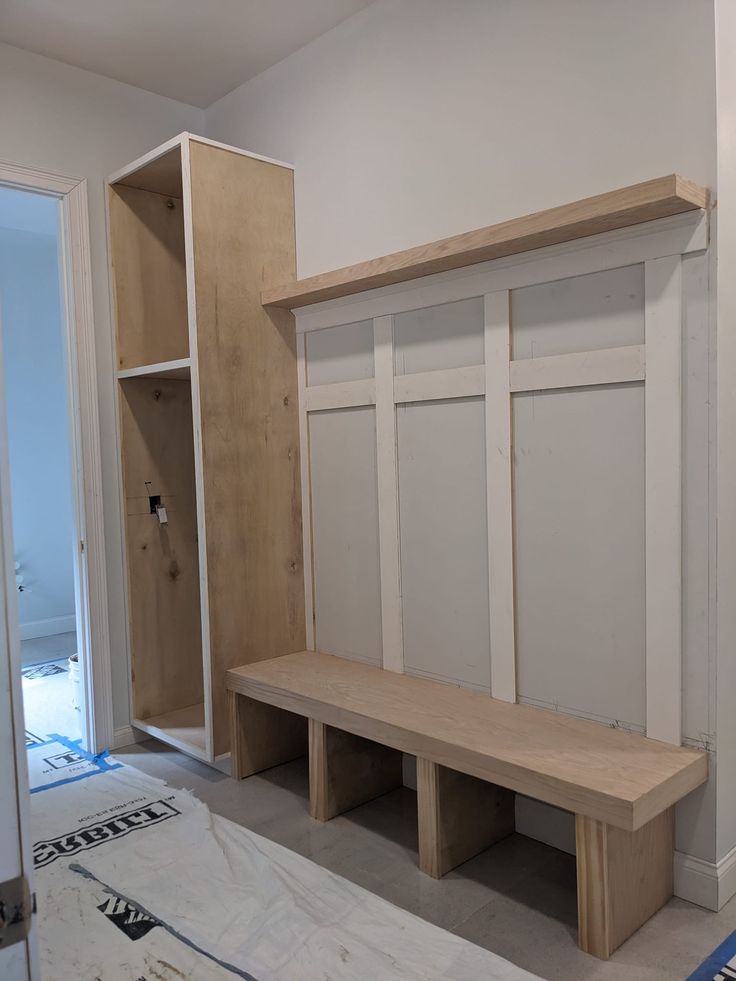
xmin=108 ymin=133 xmax=305 ymax=762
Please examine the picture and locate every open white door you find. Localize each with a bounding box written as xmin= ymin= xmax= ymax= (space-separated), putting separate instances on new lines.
xmin=0 ymin=305 xmax=38 ymax=979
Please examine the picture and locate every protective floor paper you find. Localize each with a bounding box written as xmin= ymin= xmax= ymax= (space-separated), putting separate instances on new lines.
xmin=33 ymin=760 xmax=542 ymax=981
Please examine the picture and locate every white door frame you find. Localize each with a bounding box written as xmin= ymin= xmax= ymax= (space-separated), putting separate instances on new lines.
xmin=0 ymin=159 xmax=113 ymax=753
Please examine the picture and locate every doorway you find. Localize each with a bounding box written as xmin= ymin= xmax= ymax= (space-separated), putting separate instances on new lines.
xmin=0 ymin=185 xmax=82 ymax=743
xmin=0 ymin=160 xmax=113 ymax=760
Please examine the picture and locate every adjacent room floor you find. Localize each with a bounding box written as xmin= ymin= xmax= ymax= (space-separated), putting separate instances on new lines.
xmin=21 ymin=631 xmax=80 ymax=742
xmin=115 ymin=740 xmax=735 ymax=981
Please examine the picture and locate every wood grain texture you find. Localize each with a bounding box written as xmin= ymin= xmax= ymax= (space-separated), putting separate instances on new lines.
xmin=263 ymin=175 xmax=709 ymax=309
xmin=576 ymin=808 xmax=674 ymax=958
xmin=108 ymin=184 xmax=189 ymax=369
xmin=226 ymin=651 xmax=707 ymax=830
xmin=417 ymin=757 xmax=515 ymax=878
xmin=115 ymin=145 xmax=184 ymax=198
xmin=119 ymin=377 xmax=203 ymax=723
xmin=189 ymin=141 xmax=306 ymax=757
xmin=309 ymin=718 xmax=403 ymax=821
xmin=229 ymin=690 xmax=307 ymax=780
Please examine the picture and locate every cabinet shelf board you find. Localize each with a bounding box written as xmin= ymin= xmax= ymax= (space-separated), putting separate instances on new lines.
xmin=117 ymin=358 xmax=191 ymax=381
xmin=132 ymin=702 xmax=208 ymax=760
xmin=262 ymin=174 xmax=708 ymax=310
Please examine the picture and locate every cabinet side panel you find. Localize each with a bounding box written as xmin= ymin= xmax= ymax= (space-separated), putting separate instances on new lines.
xmin=108 ymin=184 xmax=189 ymax=369
xmin=119 ymin=377 xmax=203 ymax=720
xmin=189 ymin=141 xmax=305 ymax=757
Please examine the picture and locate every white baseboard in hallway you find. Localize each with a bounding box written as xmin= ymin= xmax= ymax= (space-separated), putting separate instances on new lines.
xmin=20 ymin=614 xmax=76 ymax=640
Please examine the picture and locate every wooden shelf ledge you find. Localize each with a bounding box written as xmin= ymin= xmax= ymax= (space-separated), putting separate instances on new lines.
xmin=262 ymin=174 xmax=708 ymax=310
xmin=117 ymin=357 xmax=191 ymax=381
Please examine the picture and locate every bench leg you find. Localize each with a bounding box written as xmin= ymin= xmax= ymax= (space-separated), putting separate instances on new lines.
xmin=228 ymin=690 xmax=307 ymax=780
xmin=416 ymin=758 xmax=515 ymax=878
xmin=309 ymin=719 xmax=403 ymax=821
xmin=576 ymin=807 xmax=674 ymax=959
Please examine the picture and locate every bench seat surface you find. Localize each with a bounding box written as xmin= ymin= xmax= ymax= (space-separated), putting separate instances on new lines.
xmin=227 ymin=651 xmax=707 ymax=831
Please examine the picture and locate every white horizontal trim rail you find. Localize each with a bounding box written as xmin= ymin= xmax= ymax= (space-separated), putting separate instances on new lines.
xmin=509 ymin=345 xmax=646 ymax=393
xmin=304 ymin=378 xmax=376 ymax=412
xmin=304 ymin=347 xmax=647 ymax=412
xmin=394 ymin=365 xmax=484 ymax=403
xmin=295 ymin=209 xmax=706 ymax=333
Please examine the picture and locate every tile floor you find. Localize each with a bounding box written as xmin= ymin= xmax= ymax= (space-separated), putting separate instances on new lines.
xmin=116 ymin=739 xmax=736 ymax=981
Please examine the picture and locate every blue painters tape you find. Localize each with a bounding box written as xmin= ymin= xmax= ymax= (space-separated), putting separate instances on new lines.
xmin=687 ymin=931 xmax=736 ymax=980
xmin=29 ymin=732 xmax=123 ymax=794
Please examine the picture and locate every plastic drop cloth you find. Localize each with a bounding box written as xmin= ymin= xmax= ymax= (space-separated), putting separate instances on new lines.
xmin=32 ymin=760 xmax=541 ymax=981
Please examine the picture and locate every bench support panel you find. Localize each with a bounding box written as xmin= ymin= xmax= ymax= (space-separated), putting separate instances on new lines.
xmin=576 ymin=806 xmax=674 ymax=959
xmin=417 ymin=757 xmax=516 ymax=878
xmin=228 ymin=691 xmax=307 ymax=780
xmin=309 ymin=719 xmax=404 ymax=821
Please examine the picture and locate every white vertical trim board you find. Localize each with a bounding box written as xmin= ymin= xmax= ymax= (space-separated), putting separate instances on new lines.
xmin=644 ymin=255 xmax=683 ymax=745
xmin=179 ymin=135 xmax=214 ymax=760
xmin=484 ymin=291 xmax=516 ymax=702
xmin=296 ymin=332 xmax=315 ymax=650
xmin=373 ymin=315 xmax=404 ymax=673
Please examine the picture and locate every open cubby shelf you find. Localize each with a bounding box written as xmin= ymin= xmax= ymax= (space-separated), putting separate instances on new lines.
xmin=109 ymin=134 xmax=306 ymax=763
xmin=133 ymin=703 xmax=207 ymax=759
xmin=117 ymin=357 xmax=191 ymax=381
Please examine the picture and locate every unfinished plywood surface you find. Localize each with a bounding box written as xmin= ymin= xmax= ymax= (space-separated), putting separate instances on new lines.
xmin=108 ymin=184 xmax=189 ymax=369
xmin=514 ymin=383 xmax=646 ymax=728
xmin=119 ymin=377 xmax=202 ymax=721
xmin=305 ymin=320 xmax=374 ymax=386
xmin=394 ymin=297 xmax=484 ymax=375
xmin=309 ymin=719 xmax=403 ymax=821
xmin=309 ymin=406 xmax=382 ymax=666
xmin=576 ymin=808 xmax=674 ymax=958
xmin=263 ymin=175 xmax=708 ymax=308
xmin=227 ymin=651 xmax=707 ymax=831
xmin=133 ymin=702 xmax=206 ymax=758
xmin=511 ymin=264 xmax=645 ymax=359
xmin=397 ymin=397 xmax=490 ymax=689
xmin=228 ymin=691 xmax=306 ymax=780
xmin=115 ymin=145 xmax=183 ymax=198
xmin=189 ymin=140 xmax=305 ymax=757
xmin=417 ymin=758 xmax=515 ymax=877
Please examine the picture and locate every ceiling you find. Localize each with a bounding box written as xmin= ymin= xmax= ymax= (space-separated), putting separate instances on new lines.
xmin=0 ymin=0 xmax=374 ymax=108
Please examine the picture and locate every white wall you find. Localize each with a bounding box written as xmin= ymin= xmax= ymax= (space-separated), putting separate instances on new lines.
xmin=206 ymin=0 xmax=716 ymax=279
xmin=0 ymin=204 xmax=76 ymax=636
xmin=0 ymin=43 xmax=203 ymax=727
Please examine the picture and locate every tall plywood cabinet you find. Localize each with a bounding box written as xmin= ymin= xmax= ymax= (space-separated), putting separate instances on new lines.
xmin=108 ymin=134 xmax=305 ymax=762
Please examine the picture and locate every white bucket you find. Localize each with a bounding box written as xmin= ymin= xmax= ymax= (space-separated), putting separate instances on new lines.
xmin=69 ymin=654 xmax=81 ymax=711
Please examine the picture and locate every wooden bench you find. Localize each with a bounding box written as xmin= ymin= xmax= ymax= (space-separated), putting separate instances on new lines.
xmin=226 ymin=651 xmax=708 ymax=959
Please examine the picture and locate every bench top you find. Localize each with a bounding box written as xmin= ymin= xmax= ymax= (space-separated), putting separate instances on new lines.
xmin=227 ymin=651 xmax=708 ymax=831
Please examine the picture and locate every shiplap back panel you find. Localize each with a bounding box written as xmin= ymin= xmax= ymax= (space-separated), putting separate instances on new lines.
xmin=305 ymin=319 xmax=374 ymax=386
xmin=397 ymin=396 xmax=491 ymax=690
xmin=309 ymin=406 xmax=382 ymax=664
xmin=511 ymin=265 xmax=644 ymax=359
xmin=394 ymin=297 xmax=484 ymax=374
xmin=513 ymin=383 xmax=646 ymax=727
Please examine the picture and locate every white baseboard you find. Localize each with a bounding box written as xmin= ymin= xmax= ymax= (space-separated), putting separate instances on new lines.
xmin=674 ymin=843 xmax=736 ymax=911
xmin=20 ymin=614 xmax=76 ymax=641
xmin=112 ymin=725 xmax=147 ymax=750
